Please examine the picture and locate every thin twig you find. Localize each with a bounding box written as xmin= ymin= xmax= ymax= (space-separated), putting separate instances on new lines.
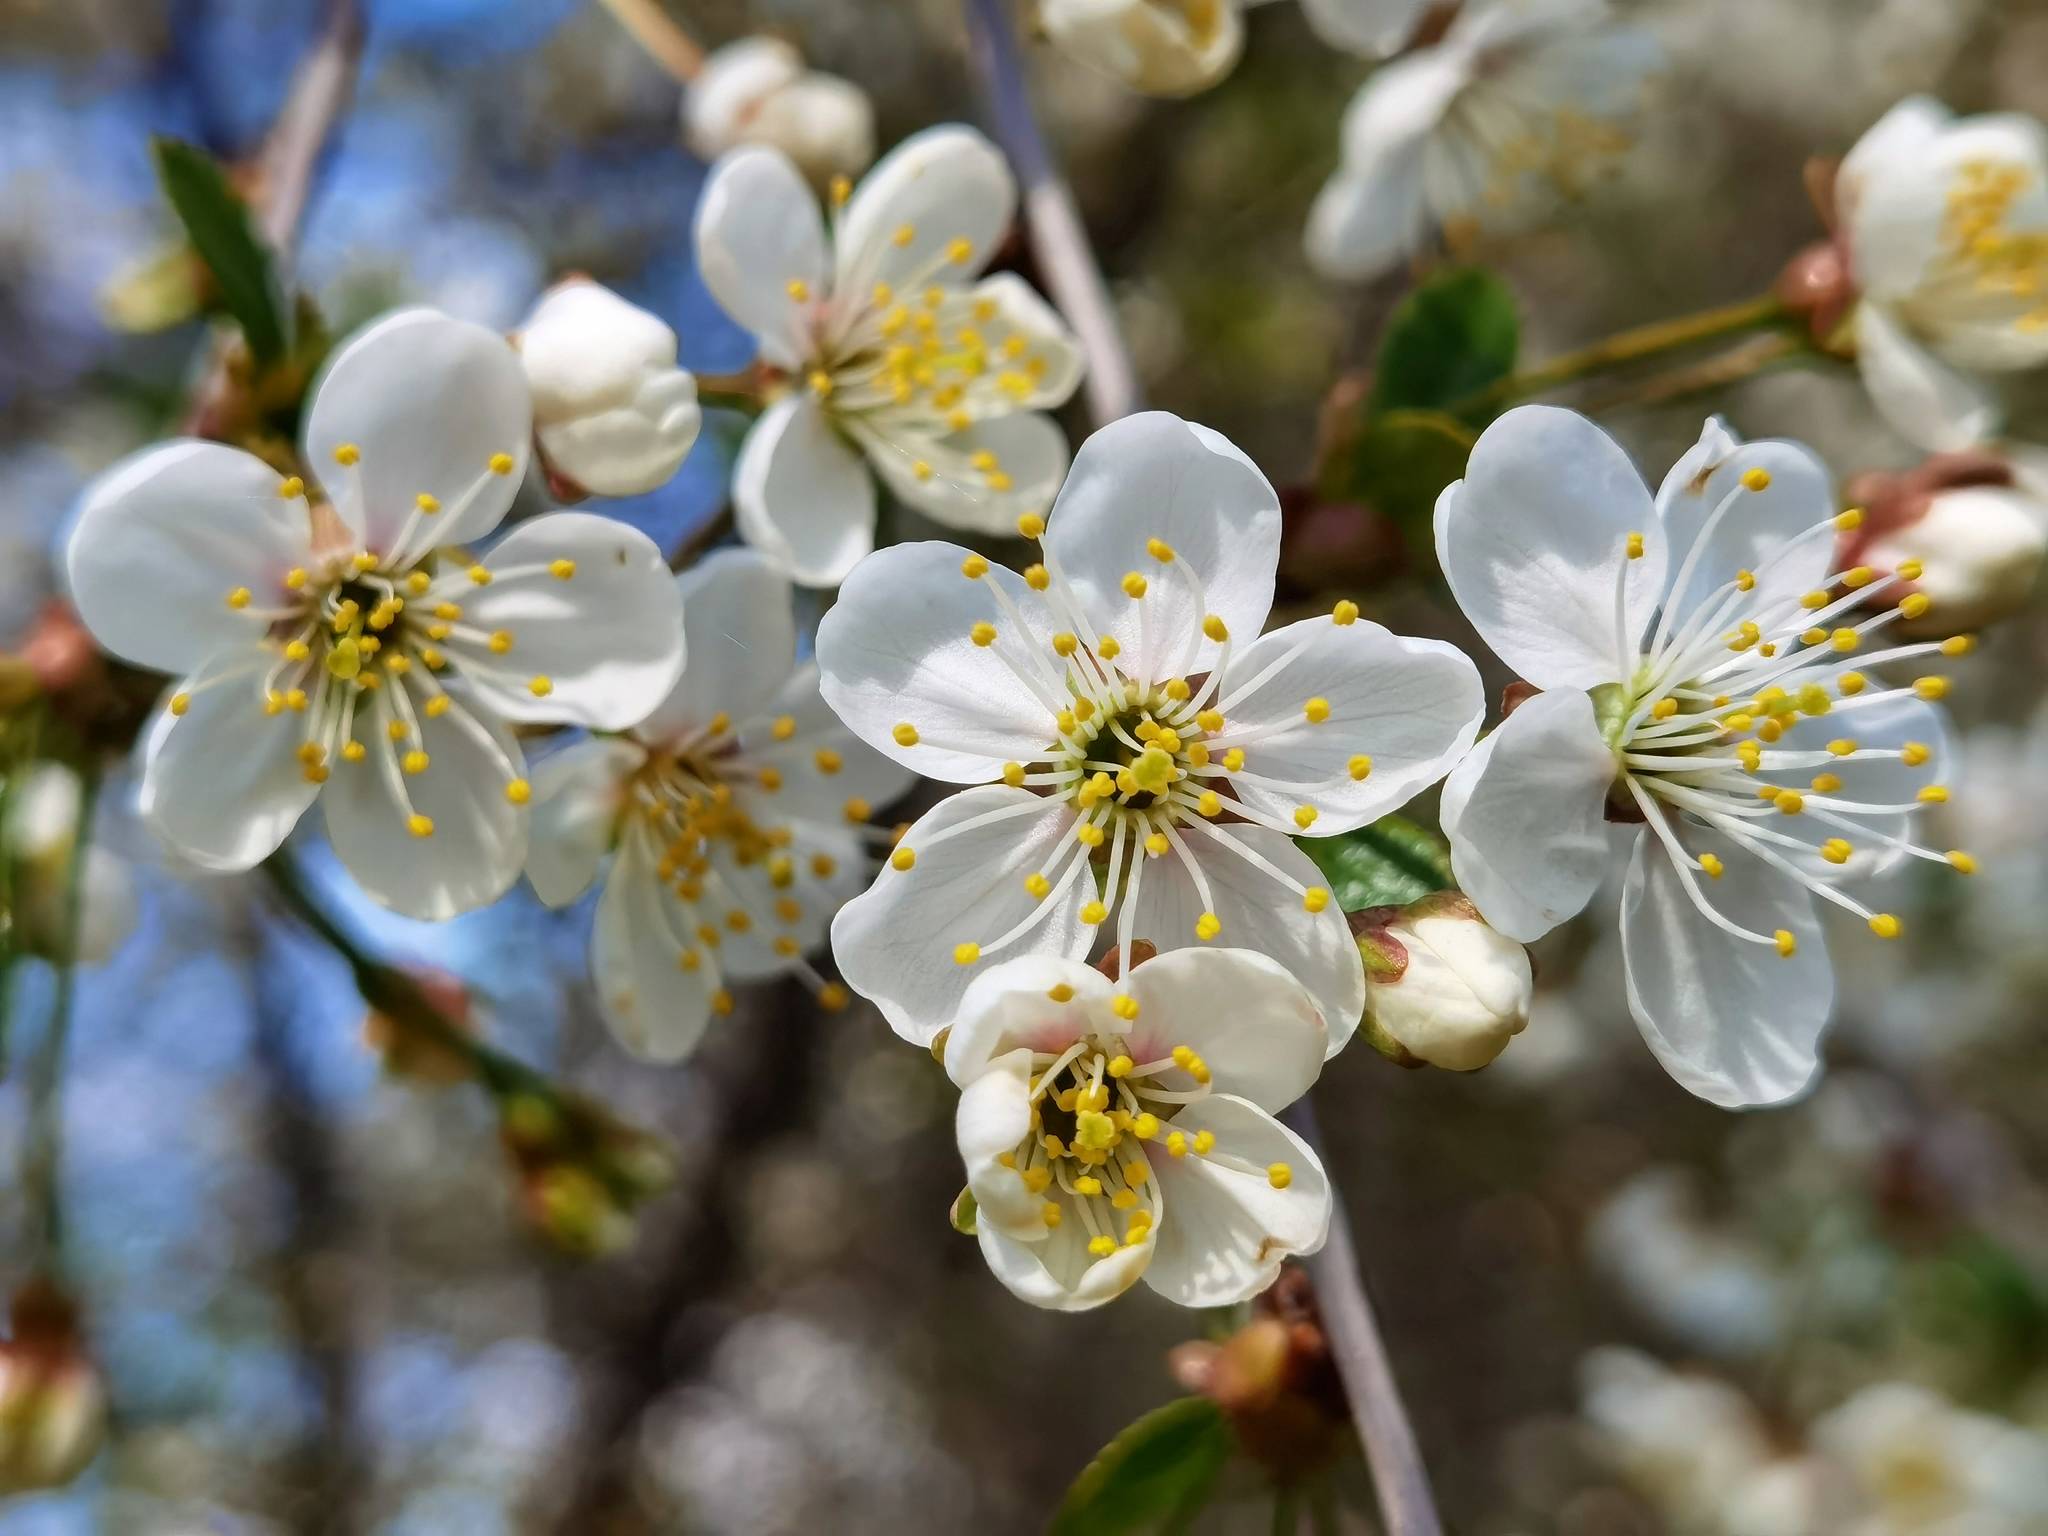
xmin=253 ymin=0 xmax=368 ymax=251
xmin=1579 ymin=332 xmax=1805 ymax=416
xmin=963 ymin=0 xmax=1144 ymax=427
xmin=27 ymin=767 xmax=97 ymax=1270
xmin=592 ymin=0 xmax=705 ymax=83
xmin=1283 ymin=1096 xmax=1444 ymax=1536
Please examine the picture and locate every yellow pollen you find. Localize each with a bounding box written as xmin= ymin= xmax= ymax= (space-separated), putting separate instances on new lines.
xmin=1947 ymin=850 xmax=1977 ymax=874
xmin=961 ymin=554 xmax=989 ymax=579
xmin=1699 ymin=853 xmax=1724 ymax=879
xmin=1869 ymin=914 xmax=1902 ymax=939
xmin=1774 ymin=790 xmax=1803 ymax=815
xmin=505 ymin=779 xmax=531 ymax=805
xmin=1775 ymin=929 xmax=1797 ymax=957
xmin=1900 ymin=593 xmax=1932 ymax=620
xmin=1121 ymin=571 xmax=1148 ymax=599
xmin=549 ymin=558 xmax=576 ymax=580
xmin=1024 ymin=564 xmax=1049 ymax=591
xmin=284 ymin=640 xmax=311 ymax=662
xmin=1736 ymin=570 xmax=1756 ymax=592
xmin=333 ymin=443 xmax=360 ymax=466
xmin=1303 ymin=886 xmax=1330 ymax=913
xmin=1112 ymin=994 xmax=1140 ymax=1021
xmin=415 ymin=492 xmax=439 ymax=514
xmin=1901 ymin=741 xmax=1930 ymax=766
xmin=1192 ymin=1129 xmax=1215 ymax=1152
xmin=1941 ymin=635 xmax=1975 ymax=657
xmin=469 ymin=566 xmax=491 ymax=586
xmin=1267 ymin=1163 xmax=1293 ymax=1189
xmin=1332 ymin=600 xmax=1359 ymax=625
xmin=1077 ymin=823 xmax=1106 ymax=847
xmin=1810 ymin=773 xmax=1842 ymax=793
xmin=892 ymin=722 xmax=920 ymax=747
xmin=786 ymin=278 xmax=809 ymax=301
xmin=1017 ymin=512 xmax=1045 ymax=539
xmin=1835 ymin=508 xmax=1864 ymax=531
xmin=406 ymin=571 xmax=431 ymax=595
xmin=1917 ymin=784 xmax=1950 ymax=804
xmin=814 ymin=747 xmax=844 ymax=775
xmin=278 ymin=475 xmax=304 ymax=500
xmin=1828 ymin=738 xmax=1858 ymax=757
xmin=407 ymin=814 xmax=434 ymax=839
xmin=435 ymin=603 xmax=461 ymax=621
xmin=1832 ymin=629 xmax=1861 ymax=652
xmin=1146 ymin=537 xmax=1175 ymax=562
xmin=1144 ymin=833 xmax=1169 ymax=857
xmin=226 ymin=586 xmax=252 ymax=610
xmin=341 ymin=741 xmax=366 ymax=762
xmin=1741 ymin=467 xmax=1772 ymax=491
xmin=1800 ymin=590 xmax=1830 ymax=610
xmin=1194 ymin=912 xmax=1221 ymax=941
xmin=1165 ymin=679 xmax=1191 ymax=702
xmin=1303 ymin=696 xmax=1330 ymax=724
xmin=489 ymin=452 xmax=514 ymax=476
xmin=1047 ymin=983 xmax=1075 ymax=1004
xmin=528 ymin=675 xmax=553 ymax=697
xmin=1293 ymin=805 xmax=1319 ymax=830
xmin=969 ymin=622 xmax=997 ymax=649
xmin=1651 ymin=697 xmax=1678 ymax=720
xmin=488 ymin=630 xmax=513 ymax=654
xmin=1914 ymin=676 xmax=1948 ymax=700
xmin=843 ymin=797 xmax=871 ymax=822
xmin=911 ymin=460 xmax=933 ymax=481
xmin=402 ymin=750 xmax=429 ymax=775
xmin=1838 ymin=672 xmax=1867 ymax=695
xmin=1197 ymin=791 xmax=1221 ymax=817
xmin=946 ymin=236 xmax=974 ymax=263
xmin=1097 ymin=636 xmax=1121 ymax=659
xmin=1079 ymin=900 xmax=1108 ymax=926
xmin=423 ymin=695 xmax=450 ymax=718
xmin=710 ymin=990 xmax=735 ymax=1016
xmin=168 ymin=692 xmax=192 ymax=717
xmin=352 ymin=552 xmax=378 ymax=574
xmin=284 ymin=568 xmax=308 ymax=591
xmin=1196 ymin=709 xmax=1223 ymax=733
xmin=1842 ymin=566 xmax=1876 ymax=588
xmin=1625 ymin=531 xmax=1645 ymax=559
xmin=1820 ymin=839 xmax=1852 ymax=865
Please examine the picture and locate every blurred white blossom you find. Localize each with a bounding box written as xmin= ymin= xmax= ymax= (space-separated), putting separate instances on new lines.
xmin=684 ymin=37 xmax=876 ymax=185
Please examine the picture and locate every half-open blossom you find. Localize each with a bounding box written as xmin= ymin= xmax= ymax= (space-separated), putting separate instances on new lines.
xmin=1355 ymin=892 xmax=1532 ymax=1071
xmin=517 ymin=278 xmax=701 ymax=498
xmin=1305 ymin=0 xmax=1658 ymax=282
xmin=65 ymin=308 xmax=685 ymax=919
xmin=1810 ymin=1383 xmax=2048 ymax=1531
xmin=695 ymin=126 xmax=1083 ymax=586
xmin=946 ymin=948 xmax=1330 ymax=1311
xmin=683 ymin=36 xmax=876 ymax=186
xmin=527 ymin=548 xmax=913 ymax=1061
xmin=1831 ymin=97 xmax=2048 ymax=451
xmin=819 ymin=410 xmax=1484 ymax=1049
xmin=1840 ymin=448 xmax=2048 ymax=632
xmin=1437 ymin=407 xmax=1968 ymax=1107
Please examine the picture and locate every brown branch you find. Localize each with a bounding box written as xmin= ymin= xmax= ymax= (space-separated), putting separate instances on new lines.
xmin=592 ymin=0 xmax=705 ymax=83
xmin=253 ymin=0 xmax=368 ymax=251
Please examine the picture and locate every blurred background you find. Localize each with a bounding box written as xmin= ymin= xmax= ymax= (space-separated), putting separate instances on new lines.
xmin=4 ymin=0 xmax=2048 ymax=1531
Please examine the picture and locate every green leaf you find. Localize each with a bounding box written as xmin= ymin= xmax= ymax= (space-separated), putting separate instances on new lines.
xmin=950 ymin=1186 xmax=979 ymax=1235
xmin=1303 ymin=815 xmax=1455 ymax=914
xmin=1336 ymin=409 xmax=1473 ymax=547
xmin=1371 ymin=268 xmax=1518 ymax=424
xmin=151 ymin=137 xmax=293 ymax=365
xmin=1048 ymin=1397 xmax=1233 ymax=1536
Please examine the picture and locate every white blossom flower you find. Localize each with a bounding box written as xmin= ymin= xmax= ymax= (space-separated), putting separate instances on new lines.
xmin=694 ymin=126 xmax=1084 ymax=587
xmin=1436 ymin=407 xmax=1967 ymax=1107
xmin=64 ymin=308 xmax=686 ymax=919
xmin=526 ymin=548 xmax=914 ymax=1061
xmin=1305 ymin=0 xmax=1658 ymax=283
xmin=1811 ymin=1383 xmax=2048 ymax=1535
xmin=1834 ymin=98 xmax=2048 ymax=451
xmin=1580 ymin=1348 xmax=1778 ymax=1531
xmin=818 ymin=410 xmax=1484 ymax=1050
xmin=945 ymin=948 xmax=1330 ymax=1311
xmin=517 ymin=278 xmax=701 ymax=498
xmin=683 ymin=36 xmax=876 ymax=186
xmin=1040 ymin=0 xmax=1427 ymax=95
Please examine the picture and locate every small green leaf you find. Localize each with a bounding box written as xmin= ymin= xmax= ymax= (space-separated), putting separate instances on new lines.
xmin=1048 ymin=1397 xmax=1233 ymax=1536
xmin=1371 ymin=268 xmax=1518 ymax=424
xmin=1303 ymin=815 xmax=1455 ymax=914
xmin=1336 ymin=409 xmax=1473 ymax=548
xmin=950 ymin=1186 xmax=979 ymax=1235
xmin=151 ymin=136 xmax=293 ymax=365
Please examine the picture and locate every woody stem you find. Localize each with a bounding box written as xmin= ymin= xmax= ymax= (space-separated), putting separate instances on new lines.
xmin=591 ymin=0 xmax=705 ymax=82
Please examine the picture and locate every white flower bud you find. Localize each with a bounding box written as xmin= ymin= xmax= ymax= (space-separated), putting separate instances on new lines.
xmin=1358 ymin=894 xmax=1532 ymax=1071
xmin=1864 ymin=482 xmax=2046 ymax=633
xmin=6 ymin=764 xmax=135 ymax=966
xmin=683 ymin=37 xmax=875 ymax=185
xmin=1039 ymin=0 xmax=1245 ymax=99
xmin=517 ymin=279 xmax=701 ymax=498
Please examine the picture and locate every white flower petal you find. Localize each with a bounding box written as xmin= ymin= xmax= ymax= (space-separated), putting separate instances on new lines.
xmin=943 ymin=954 xmax=1111 ymax=1087
xmin=1042 ymin=412 xmax=1282 ymax=686
xmin=692 ymin=146 xmax=829 ymax=371
xmin=957 ymin=273 xmax=1085 ymax=412
xmin=1304 ymin=48 xmax=1466 ymax=281
xmin=854 ymin=411 xmax=1070 ymax=537
xmin=525 ymin=735 xmax=643 ymax=907
xmin=322 ymin=683 xmax=528 ymax=920
xmin=66 ymin=441 xmax=317 ymax=673
xmin=1298 ymin=0 xmax=1430 ymax=58
xmin=1653 ymin=423 xmax=1836 ymax=625
xmin=1837 ymin=95 xmax=1951 ymax=234
xmin=734 ymin=661 xmax=919 ymax=826
xmin=1435 ymin=405 xmax=1664 ymax=689
xmin=452 ymin=512 xmax=685 ymax=730
xmin=1441 ymin=688 xmax=1616 ymax=943
xmin=815 ymin=540 xmax=1053 ymax=782
xmin=632 ymin=548 xmax=796 ymax=746
xmin=1854 ymin=302 xmax=2001 ymax=452
xmin=1039 ymin=0 xmax=1243 ymax=97
xmin=1620 ymin=831 xmax=1832 ymax=1109
xmin=834 ymin=126 xmax=1015 ymax=298
xmin=1850 ymin=111 xmax=2048 ymax=303
xmin=1759 ymin=693 xmax=1951 ymax=881
xmin=828 ymin=786 xmax=1092 ymax=1047
xmin=733 ymin=394 xmax=876 ymax=588
xmin=1121 ymin=948 xmax=1325 ymax=1113
xmin=302 ymin=308 xmax=531 ymax=556
xmin=138 ymin=649 xmax=323 ymax=870
xmin=1144 ymin=1094 xmax=1329 ymax=1308
xmin=1127 ymin=819 xmax=1366 ymax=1055
xmin=957 ymin=1047 xmax=1051 ymax=1240
xmin=591 ymin=824 xmax=716 ymax=1063
xmin=976 ymin=1188 xmax=1153 ymax=1311
xmin=1214 ymin=616 xmax=1482 ymax=834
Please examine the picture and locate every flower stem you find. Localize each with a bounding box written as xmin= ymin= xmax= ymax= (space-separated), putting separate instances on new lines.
xmin=27 ymin=765 xmax=96 ymax=1269
xmin=592 ymin=0 xmax=705 ymax=83
xmin=962 ymin=0 xmax=1144 ymax=427
xmin=1282 ymin=1095 xmax=1444 ymax=1536
xmin=1459 ymin=292 xmax=1789 ymax=414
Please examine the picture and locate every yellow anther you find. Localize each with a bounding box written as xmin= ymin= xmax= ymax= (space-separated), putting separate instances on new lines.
xmin=1197 ymin=791 xmax=1222 ymax=817
xmin=488 ymin=630 xmax=513 ymax=654
xmin=352 ymin=552 xmax=379 ymax=574
xmin=1112 ymin=994 xmax=1140 ymax=1021
xmin=1001 ymin=762 xmax=1027 ymax=789
xmin=1900 ymin=593 xmax=1932 ymax=620
xmin=1192 ymin=1128 xmax=1215 ymax=1152
xmin=1650 ymin=697 xmax=1678 ymax=720
xmin=226 ymin=586 xmax=252 ymax=610
xmin=1699 ymin=853 xmax=1724 ymax=879
xmin=843 ymin=796 xmax=872 ymax=822
xmin=1144 ymin=833 xmax=1169 ymax=858
xmin=407 ymin=814 xmax=434 ymax=839
xmin=1796 ymin=684 xmax=1831 ymax=716
xmin=1810 ymin=772 xmax=1842 ymax=793
xmin=1303 ymin=696 xmax=1331 ymax=724
xmin=1775 ymin=929 xmax=1797 ymax=957
xmin=283 ymin=639 xmax=311 ymax=663
xmin=1736 ymin=570 xmax=1756 ymax=591
xmin=1293 ymin=805 xmax=1319 ymax=830
xmin=892 ymin=722 xmax=920 ymax=747
xmin=1625 ymin=531 xmax=1646 ymax=559
xmin=1774 ymin=790 xmax=1804 ymax=815
xmin=415 ymin=492 xmax=440 ymax=515
xmin=1047 ymin=983 xmax=1075 ymax=1004
xmin=1831 ymin=628 xmax=1861 ymax=652
xmin=1835 ymin=508 xmax=1864 ymax=531
xmin=1841 ymin=565 xmax=1876 ymax=588
xmin=1869 ymin=913 xmax=1902 ymax=939
xmin=1332 ymin=600 xmax=1359 ymax=626
xmin=786 ymin=278 xmax=809 ymax=302
xmin=333 ymin=442 xmax=360 ymax=466
xmin=423 ymin=695 xmax=450 ymax=718
xmin=1800 ymin=589 xmax=1830 ymax=610
xmin=468 ymin=565 xmax=492 ymax=586
xmin=1828 ymin=738 xmax=1858 ymax=757
xmin=1303 ymin=886 xmax=1331 ymax=913
xmin=401 ymin=750 xmax=429 ymax=775
xmin=961 ymin=554 xmax=989 ymax=579
xmin=1050 ymin=632 xmax=1078 ymax=658
xmin=814 ymin=748 xmax=843 ymax=775
xmin=885 ymin=845 xmax=916 ymax=874
xmin=341 ymin=741 xmax=366 ymax=762
xmin=1146 ymin=537 xmax=1175 ymax=563
xmin=275 ymin=475 xmax=304 ymax=501
xmin=1820 ymin=839 xmax=1852 ymax=865
xmin=1913 ymin=676 xmax=1948 ymax=700
xmin=1917 ymin=784 xmax=1950 ymax=804
xmin=549 ymin=558 xmax=576 ymax=581
xmin=489 ymin=452 xmax=514 ymax=476
xmin=1076 ymin=823 xmax=1106 ymax=847
xmin=1194 ymin=912 xmax=1221 ymax=942
xmin=1941 ymin=634 xmax=1975 ymax=657
xmin=1896 ymin=559 xmax=1923 ymax=580
xmin=1947 ymin=850 xmax=1977 ymax=874
xmin=1080 ymin=900 xmax=1108 ymax=925
xmin=1024 ymin=563 xmax=1050 ymax=591
xmin=910 ymin=459 xmax=933 ymax=481
xmin=969 ymin=622 xmax=997 ymax=648
xmin=1740 ymin=467 xmax=1772 ymax=491
xmin=505 ymin=778 xmax=531 ymax=806
xmin=528 ymin=675 xmax=553 ymax=697
xmin=952 ymin=942 xmax=980 ymax=966
xmin=1097 ymin=635 xmax=1121 ymax=659
xmin=810 ymin=854 xmax=838 ymax=880
xmin=1165 ymin=1132 xmax=1188 ymax=1159
xmin=709 ymin=989 xmax=735 ymax=1017
xmin=1121 ymin=571 xmax=1148 ymax=599
xmin=1901 ymin=741 xmax=1930 ymax=766
xmin=1016 ymin=512 xmax=1046 ymax=539
xmin=1085 ymin=1235 xmax=1117 ymax=1258
xmin=1837 ymin=671 xmax=1867 ymax=695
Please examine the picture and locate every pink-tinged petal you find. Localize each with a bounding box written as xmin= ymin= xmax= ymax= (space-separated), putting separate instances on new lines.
xmin=733 ymin=394 xmax=876 ymax=588
xmin=1441 ymin=687 xmax=1617 ymax=943
xmin=66 ymin=441 xmax=316 ymax=673
xmin=943 ymin=955 xmax=1113 ymax=1087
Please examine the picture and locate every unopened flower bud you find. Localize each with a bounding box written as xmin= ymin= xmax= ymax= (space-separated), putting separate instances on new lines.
xmin=1039 ymin=0 xmax=1245 ymax=98
xmin=517 ymin=279 xmax=701 ymax=498
xmin=522 ymin=1164 xmax=637 ymax=1258
xmin=1354 ymin=893 xmax=1532 ymax=1071
xmin=683 ymin=37 xmax=875 ymax=185
xmin=1843 ymin=451 xmax=2047 ymax=633
xmin=0 ymin=1282 xmax=105 ymax=1494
